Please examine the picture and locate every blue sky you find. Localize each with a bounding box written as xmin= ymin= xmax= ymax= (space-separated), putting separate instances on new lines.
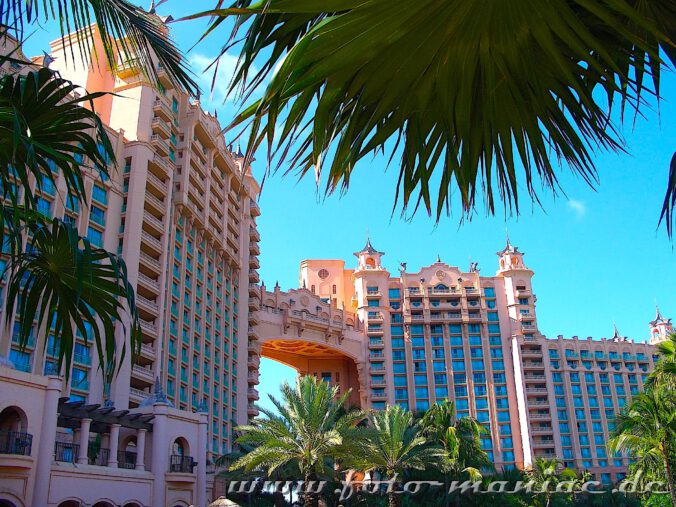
xmin=22 ymin=2 xmax=676 ymax=410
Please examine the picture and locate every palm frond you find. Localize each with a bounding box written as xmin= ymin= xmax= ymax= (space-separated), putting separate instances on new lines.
xmin=0 ymin=67 xmax=114 ymax=209
xmin=5 ymin=217 xmax=141 ymax=383
xmin=190 ymin=0 xmax=676 ymax=225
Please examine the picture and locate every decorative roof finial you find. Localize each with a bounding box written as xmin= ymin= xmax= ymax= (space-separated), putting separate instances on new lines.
xmin=656 ymin=305 xmax=664 ymax=322
xmin=235 ymin=143 xmax=244 ymax=158
xmin=506 ymin=227 xmax=511 ymax=249
xmin=354 ymin=236 xmax=384 ymax=257
xmin=436 ymin=254 xmax=441 ymax=263
xmin=612 ymin=323 xmax=622 ymax=340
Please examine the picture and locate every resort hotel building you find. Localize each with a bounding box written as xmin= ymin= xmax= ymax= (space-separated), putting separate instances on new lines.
xmin=0 ymin=17 xmax=674 ymax=507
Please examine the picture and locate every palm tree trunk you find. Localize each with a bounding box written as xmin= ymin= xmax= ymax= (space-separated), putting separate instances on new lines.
xmin=303 ymin=473 xmax=318 ymax=507
xmin=388 ymin=491 xmax=401 ymax=507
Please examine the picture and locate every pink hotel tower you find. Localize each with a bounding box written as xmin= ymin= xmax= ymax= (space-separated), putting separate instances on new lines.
xmin=0 ymin=16 xmax=674 ymax=507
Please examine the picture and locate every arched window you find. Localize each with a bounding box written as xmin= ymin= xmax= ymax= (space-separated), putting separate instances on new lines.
xmin=332 ymin=285 xmax=337 ymax=295
xmin=365 ymin=257 xmax=375 ymax=268
xmin=311 ymin=285 xmax=315 ymax=294
xmin=0 ymin=406 xmax=27 ymax=433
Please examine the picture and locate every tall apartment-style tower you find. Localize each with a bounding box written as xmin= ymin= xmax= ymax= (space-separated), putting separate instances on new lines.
xmin=297 ymin=237 xmax=667 ymax=481
xmin=0 ymin=21 xmax=261 ymax=459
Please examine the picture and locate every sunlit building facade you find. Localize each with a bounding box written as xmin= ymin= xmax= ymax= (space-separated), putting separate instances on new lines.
xmin=0 ymin=19 xmax=260 ymax=507
xmin=298 ymin=238 xmax=672 ymax=481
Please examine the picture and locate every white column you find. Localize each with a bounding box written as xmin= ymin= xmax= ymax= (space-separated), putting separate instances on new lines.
xmin=107 ymin=423 xmax=120 ymax=467
xmin=77 ymin=418 xmax=92 ymax=464
xmin=135 ymin=428 xmax=147 ymax=471
xmin=151 ymin=403 xmax=169 ymax=506
xmin=33 ymin=376 xmax=63 ymax=506
xmin=196 ymin=412 xmax=208 ymax=507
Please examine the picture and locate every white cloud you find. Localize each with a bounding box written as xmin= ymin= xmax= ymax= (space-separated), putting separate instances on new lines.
xmin=567 ymin=199 xmax=586 ymax=218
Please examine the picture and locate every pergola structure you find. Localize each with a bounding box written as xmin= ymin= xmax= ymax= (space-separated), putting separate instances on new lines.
xmin=54 ymin=398 xmax=154 ymax=469
xmin=57 ymin=398 xmax=154 ymax=433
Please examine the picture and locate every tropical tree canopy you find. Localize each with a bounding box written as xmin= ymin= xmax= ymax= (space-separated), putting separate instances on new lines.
xmin=230 ymin=375 xmax=364 ymax=507
xmin=186 ymin=0 xmax=676 ymax=232
xmin=419 ymin=400 xmax=491 ymax=481
xmin=345 ymin=405 xmax=447 ymax=507
xmin=607 ymin=388 xmax=676 ymax=506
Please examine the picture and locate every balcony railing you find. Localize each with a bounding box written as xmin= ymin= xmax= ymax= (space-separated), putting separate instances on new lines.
xmin=141 ymin=231 xmax=163 ymax=251
xmin=169 ymin=454 xmax=195 ymax=473
xmin=137 ymin=295 xmax=159 ymax=313
xmin=144 ymin=210 xmax=164 ymax=231
xmin=89 ymin=447 xmax=110 ymax=466
xmin=0 ymin=431 xmax=32 ymax=456
xmin=118 ymin=450 xmax=137 ymax=469
xmin=55 ymin=441 xmax=79 ymax=463
xmin=133 ymin=364 xmax=154 ymax=379
xmin=130 ymin=387 xmax=148 ymax=399
xmin=139 ymin=251 xmax=161 ymax=270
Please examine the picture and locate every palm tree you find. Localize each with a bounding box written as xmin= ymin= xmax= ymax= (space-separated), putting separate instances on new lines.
xmin=184 ymin=1 xmax=676 ymax=233
xmin=608 ymin=388 xmax=676 ymax=506
xmin=346 ymin=404 xmax=446 ymax=507
xmin=524 ymin=458 xmax=577 ymax=507
xmin=418 ymin=401 xmax=491 ymax=506
xmin=229 ymin=375 xmax=365 ymax=507
xmin=0 ymin=0 xmax=197 ymax=380
xmin=649 ymin=332 xmax=676 ymax=389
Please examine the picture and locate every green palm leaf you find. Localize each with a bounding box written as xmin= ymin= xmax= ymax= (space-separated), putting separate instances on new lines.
xmin=607 ymin=388 xmax=676 ymax=501
xmin=228 ymin=375 xmax=364 ymax=507
xmin=0 ymin=67 xmax=113 ymax=208
xmin=6 ymin=217 xmax=141 ymax=383
xmin=188 ymin=0 xmax=676 ymax=228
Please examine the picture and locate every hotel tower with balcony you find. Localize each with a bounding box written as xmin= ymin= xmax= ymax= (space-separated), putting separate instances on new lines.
xmin=296 ymin=238 xmax=672 ymax=482
xmin=0 ymin=18 xmax=261 ymax=506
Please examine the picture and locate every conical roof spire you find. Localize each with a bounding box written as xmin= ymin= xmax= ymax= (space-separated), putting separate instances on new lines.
xmin=650 ymin=305 xmax=671 ymax=326
xmin=612 ymin=323 xmax=623 ymax=341
xmin=353 ymin=237 xmax=384 ymax=257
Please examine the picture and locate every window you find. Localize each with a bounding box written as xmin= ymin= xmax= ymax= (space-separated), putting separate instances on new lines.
xmin=87 ymin=227 xmax=103 ymax=247
xmin=92 ymin=184 xmax=107 ymax=204
xmin=36 ymin=196 xmax=52 ymax=217
xmin=90 ymin=204 xmax=106 ymax=226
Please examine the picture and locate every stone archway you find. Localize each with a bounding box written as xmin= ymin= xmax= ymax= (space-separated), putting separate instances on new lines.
xmin=250 ymin=287 xmax=369 ymax=410
xmin=263 ymin=339 xmax=363 ymax=407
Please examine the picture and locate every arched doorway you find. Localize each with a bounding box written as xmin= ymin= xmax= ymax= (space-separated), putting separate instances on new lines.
xmin=0 ymin=406 xmax=31 ymax=456
xmin=169 ymin=437 xmax=193 ymax=473
xmin=0 ymin=406 xmax=27 ymax=432
xmin=57 ymin=501 xmax=81 ymax=507
xmin=0 ymin=499 xmax=18 ymax=507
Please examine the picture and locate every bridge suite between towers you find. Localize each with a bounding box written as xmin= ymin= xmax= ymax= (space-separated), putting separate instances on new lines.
xmin=250 ymin=283 xmax=368 ymax=408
